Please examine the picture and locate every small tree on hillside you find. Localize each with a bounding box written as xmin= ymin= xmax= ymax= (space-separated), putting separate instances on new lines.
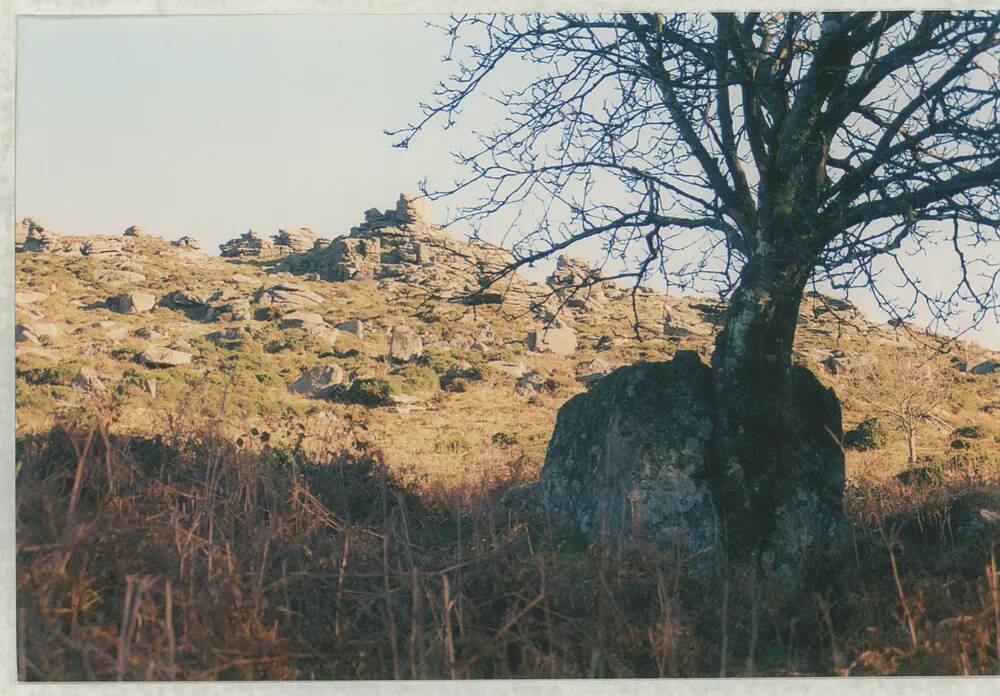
xmin=848 ymin=353 xmax=949 ymax=465
xmin=394 ymin=12 xmax=1000 ymax=548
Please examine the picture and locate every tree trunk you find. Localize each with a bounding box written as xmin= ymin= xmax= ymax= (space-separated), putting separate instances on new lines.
xmin=709 ymin=249 xmax=823 ymax=555
xmin=906 ymin=425 xmax=916 ymax=465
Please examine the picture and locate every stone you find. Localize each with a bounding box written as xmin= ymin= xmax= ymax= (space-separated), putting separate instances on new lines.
xmin=274 ymin=227 xmax=320 ymax=253
xmin=487 ymin=360 xmax=527 ymax=379
xmin=172 ymin=235 xmax=201 ymax=250
xmin=72 ymin=366 xmax=107 ymax=393
xmin=139 ymin=346 xmax=193 ymax=368
xmin=336 ymin=319 xmax=366 ymax=340
xmin=507 ymin=351 xmax=847 ymax=577
xmin=289 ymin=365 xmax=345 ymax=398
xmin=395 ymin=193 xmax=431 ymax=224
xmin=123 ymin=224 xmax=147 ymax=237
xmin=95 ymin=270 xmax=147 ymax=285
xmin=170 ymin=289 xmax=214 ymax=307
xmin=220 ymin=230 xmax=280 ymax=258
xmin=15 ymin=291 xmax=48 ymax=306
xmin=970 ymin=360 xmax=998 ymax=375
xmin=113 ymin=292 xmax=157 ymax=314
xmin=528 ymin=324 xmax=578 ymax=356
xmin=576 ymin=358 xmax=612 ymax=385
xmin=279 ymin=311 xmax=327 ymax=329
xmin=389 ymin=326 xmax=423 ymax=361
xmin=14 ymin=325 xmax=40 ymax=344
xmin=258 ymin=283 xmax=325 ymax=308
xmin=81 ymin=238 xmax=124 ymax=257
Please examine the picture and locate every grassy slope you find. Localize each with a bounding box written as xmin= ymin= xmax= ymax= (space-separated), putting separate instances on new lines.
xmin=13 ymin=232 xmax=1000 ymax=678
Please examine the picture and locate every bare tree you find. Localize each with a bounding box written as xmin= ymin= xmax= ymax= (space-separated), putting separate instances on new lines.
xmin=849 ymin=352 xmax=949 ymax=465
xmin=393 ymin=12 xmax=1000 ymax=545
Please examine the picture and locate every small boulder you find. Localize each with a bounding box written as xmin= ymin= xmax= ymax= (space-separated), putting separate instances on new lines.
xmin=114 ymin=292 xmax=157 ymax=314
xmin=970 ymin=360 xmax=998 ymax=375
xmin=336 ymin=320 xmax=366 ymax=340
xmin=487 ymin=360 xmax=527 ymax=379
xmin=72 ymin=366 xmax=107 ymax=393
xmin=123 ymin=224 xmax=148 ymax=237
xmin=289 ymin=365 xmax=345 ymax=398
xmin=389 ymin=326 xmax=423 ymax=361
xmin=14 ymin=324 xmax=40 ymax=344
xmin=172 ymin=235 xmax=201 ymax=250
xmin=279 ymin=311 xmax=326 ymax=329
xmin=139 ymin=346 xmax=193 ymax=368
xmin=528 ymin=324 xmax=577 ymax=356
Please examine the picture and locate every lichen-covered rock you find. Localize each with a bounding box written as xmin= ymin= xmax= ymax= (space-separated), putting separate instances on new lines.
xmin=389 ymin=326 xmax=423 ymax=361
xmin=509 ymin=351 xmax=847 ymax=578
xmin=139 ymin=346 xmax=193 ymax=368
xmin=72 ymin=366 xmax=108 ymax=393
xmin=172 ymin=235 xmax=201 ymax=250
xmin=257 ymin=283 xmax=324 ymax=308
xmin=528 ymin=324 xmax=577 ymax=356
xmin=289 ymin=365 xmax=345 ymax=398
xmin=113 ymin=292 xmax=157 ymax=314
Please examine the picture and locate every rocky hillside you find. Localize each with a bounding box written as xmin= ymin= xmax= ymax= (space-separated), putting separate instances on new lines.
xmin=13 ymin=196 xmax=1000 ymax=490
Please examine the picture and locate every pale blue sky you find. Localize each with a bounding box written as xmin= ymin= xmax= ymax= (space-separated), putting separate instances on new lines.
xmin=14 ymin=15 xmax=999 ymax=349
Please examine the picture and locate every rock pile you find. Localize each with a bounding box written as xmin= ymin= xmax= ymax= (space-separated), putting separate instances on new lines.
xmin=220 ymin=228 xmax=329 ymax=258
xmin=82 ymin=238 xmax=125 ymax=257
xmin=220 ymin=230 xmax=278 ymax=258
xmin=172 ymin=235 xmax=201 ymax=250
xmin=22 ymin=222 xmax=69 ymax=253
xmin=123 ymin=225 xmax=148 ymax=237
xmin=274 ymin=227 xmax=319 ymax=253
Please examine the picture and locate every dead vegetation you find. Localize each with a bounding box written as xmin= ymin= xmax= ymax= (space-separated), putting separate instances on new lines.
xmin=15 ymin=412 xmax=1000 ymax=680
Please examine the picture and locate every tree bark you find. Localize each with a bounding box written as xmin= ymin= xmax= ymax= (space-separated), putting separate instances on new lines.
xmin=709 ymin=249 xmax=815 ymax=554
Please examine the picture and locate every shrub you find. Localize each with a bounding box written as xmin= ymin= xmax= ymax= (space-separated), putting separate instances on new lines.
xmin=895 ymin=463 xmax=947 ymax=487
xmin=16 ymin=364 xmax=79 ymax=386
xmin=951 ymin=424 xmax=984 ymax=439
xmin=387 ymin=365 xmax=440 ymax=395
xmin=347 ymin=377 xmax=393 ymax=406
xmin=843 ymin=416 xmax=888 ymax=451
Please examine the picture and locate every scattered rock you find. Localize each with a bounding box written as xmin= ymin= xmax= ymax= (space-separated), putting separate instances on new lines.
xmin=336 ymin=319 xmax=366 ymax=340
xmin=14 ymin=324 xmax=41 ymax=344
xmin=113 ymin=292 xmax=157 ymax=314
xmin=389 ymin=326 xmax=424 ymax=361
xmin=139 ymin=346 xmax=193 ymax=368
xmin=81 ymin=238 xmax=124 ymax=257
xmin=15 ymin=290 xmax=48 ymax=306
xmin=576 ymin=358 xmax=612 ymax=385
xmin=172 ymin=235 xmax=201 ymax=250
xmin=220 ymin=230 xmax=280 ymax=258
xmin=258 ymin=283 xmax=325 ymax=308
xmin=970 ymin=360 xmax=998 ymax=376
xmin=72 ymin=366 xmax=107 ymax=393
xmin=289 ymin=365 xmax=345 ymax=398
xmin=279 ymin=310 xmax=327 ymax=329
xmin=487 ymin=360 xmax=527 ymax=379
xmin=528 ymin=324 xmax=578 ymax=356
xmin=274 ymin=227 xmax=321 ymax=253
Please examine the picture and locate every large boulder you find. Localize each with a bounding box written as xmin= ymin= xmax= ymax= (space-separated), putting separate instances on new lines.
xmin=509 ymin=351 xmax=847 ymax=578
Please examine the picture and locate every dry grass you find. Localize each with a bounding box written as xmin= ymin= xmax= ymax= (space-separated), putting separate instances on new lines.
xmin=15 ymin=411 xmax=1000 ymax=680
